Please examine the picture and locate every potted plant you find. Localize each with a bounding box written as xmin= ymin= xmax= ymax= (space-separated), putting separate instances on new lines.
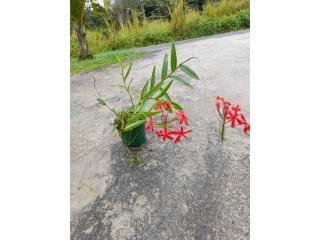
xmin=95 ymin=42 xmax=199 ymax=148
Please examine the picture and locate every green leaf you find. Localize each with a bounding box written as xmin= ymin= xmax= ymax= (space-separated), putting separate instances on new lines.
xmin=124 ymin=62 xmax=132 ymax=82
xmin=97 ymin=98 xmax=106 ymax=105
xmin=140 ymin=79 xmax=149 ymax=99
xmin=128 ymin=78 xmax=134 ymax=89
xmin=171 ymin=101 xmax=183 ymax=110
xmin=147 ymin=101 xmax=158 ymax=112
xmin=171 ymin=42 xmax=177 ymax=71
xmin=159 ymin=87 xmax=172 ymax=101
xmin=127 ymin=111 xmax=160 ymax=124
xmin=123 ymin=119 xmax=146 ymax=132
xmin=115 ymin=55 xmax=122 ymax=64
xmin=170 ymin=75 xmax=193 ymax=88
xmin=161 ymin=53 xmax=168 ymax=81
xmin=150 ymin=66 xmax=156 ymax=90
xmin=144 ymin=111 xmax=161 ymax=117
xmin=180 ymin=64 xmax=199 ymax=80
xmin=156 ymin=80 xmax=173 ymax=98
xmin=137 ymin=99 xmax=147 ymax=113
xmin=143 ymin=80 xmax=165 ymax=100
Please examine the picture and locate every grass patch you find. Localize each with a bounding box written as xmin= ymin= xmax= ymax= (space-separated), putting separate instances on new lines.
xmin=70 ymin=49 xmax=147 ymax=75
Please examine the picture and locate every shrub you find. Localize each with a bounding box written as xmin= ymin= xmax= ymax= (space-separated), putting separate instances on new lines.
xmin=186 ymin=9 xmax=249 ymax=38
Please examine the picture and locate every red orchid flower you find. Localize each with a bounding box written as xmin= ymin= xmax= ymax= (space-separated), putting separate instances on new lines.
xmin=238 ymin=114 xmax=250 ymax=134
xmin=243 ymin=124 xmax=250 ymax=134
xmin=145 ymin=123 xmax=151 ymax=132
xmin=216 ymin=96 xmax=231 ymax=113
xmin=175 ymin=110 xmax=189 ymax=126
xmin=224 ymin=105 xmax=241 ymax=128
xmin=156 ymin=129 xmax=163 ymax=137
xmin=237 ymin=114 xmax=247 ymax=125
xmin=161 ymin=128 xmax=174 ymax=140
xmin=172 ymin=127 xmax=192 ymax=140
xmin=173 ymin=135 xmax=181 ymax=144
xmin=155 ymin=100 xmax=171 ymax=111
xmin=155 ymin=101 xmax=164 ymax=110
xmin=164 ymin=100 xmax=171 ymax=109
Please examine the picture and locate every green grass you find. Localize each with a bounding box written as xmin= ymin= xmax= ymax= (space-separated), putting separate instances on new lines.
xmin=70 ymin=49 xmax=147 ymax=75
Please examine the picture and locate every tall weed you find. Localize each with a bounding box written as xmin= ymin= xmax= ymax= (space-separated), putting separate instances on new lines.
xmin=171 ymin=0 xmax=186 ymax=37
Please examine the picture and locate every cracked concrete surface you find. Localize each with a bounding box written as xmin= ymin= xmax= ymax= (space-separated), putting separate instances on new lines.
xmin=71 ymin=30 xmax=250 ymax=239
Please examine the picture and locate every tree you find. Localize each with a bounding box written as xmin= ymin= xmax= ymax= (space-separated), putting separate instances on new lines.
xmin=70 ymin=0 xmax=93 ymax=60
xmin=85 ymin=2 xmax=107 ymax=30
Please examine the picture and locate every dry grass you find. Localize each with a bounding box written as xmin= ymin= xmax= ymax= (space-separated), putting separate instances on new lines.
xmin=171 ymin=0 xmax=187 ymax=37
xmin=204 ymin=0 xmax=250 ymax=18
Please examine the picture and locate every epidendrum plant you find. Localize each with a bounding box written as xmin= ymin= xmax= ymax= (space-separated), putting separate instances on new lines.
xmin=95 ymin=42 xmax=199 ymax=146
xmin=215 ymin=96 xmax=250 ymax=141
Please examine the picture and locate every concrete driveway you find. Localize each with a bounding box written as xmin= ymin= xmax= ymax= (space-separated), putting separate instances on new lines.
xmin=71 ymin=30 xmax=250 ymax=239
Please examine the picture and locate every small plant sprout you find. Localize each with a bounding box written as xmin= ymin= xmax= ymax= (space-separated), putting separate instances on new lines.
xmin=215 ymin=96 xmax=250 ymax=141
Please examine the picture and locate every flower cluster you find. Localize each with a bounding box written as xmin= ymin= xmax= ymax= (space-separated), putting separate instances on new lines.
xmin=145 ymin=100 xmax=192 ymax=144
xmin=216 ymin=96 xmax=250 ymax=141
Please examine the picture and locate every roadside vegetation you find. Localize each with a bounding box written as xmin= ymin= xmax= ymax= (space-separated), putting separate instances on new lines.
xmin=70 ymin=0 xmax=249 ymax=74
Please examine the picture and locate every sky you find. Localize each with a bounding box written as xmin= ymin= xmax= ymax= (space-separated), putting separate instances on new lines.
xmin=97 ymin=0 xmax=104 ymax=6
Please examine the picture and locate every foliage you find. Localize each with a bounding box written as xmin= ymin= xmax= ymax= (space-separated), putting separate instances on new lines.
xmin=70 ymin=0 xmax=86 ymax=23
xmin=185 ymin=9 xmax=202 ymax=24
xmin=186 ymin=9 xmax=249 ymax=38
xmin=71 ymin=49 xmax=146 ymax=74
xmin=144 ymin=0 xmax=171 ymax=18
xmin=70 ymin=6 xmax=249 ymax=58
xmin=171 ymin=0 xmax=187 ymax=37
xmin=203 ymin=0 xmax=250 ymax=18
xmin=84 ymin=3 xmax=107 ymax=29
xmin=95 ymin=42 xmax=199 ymax=145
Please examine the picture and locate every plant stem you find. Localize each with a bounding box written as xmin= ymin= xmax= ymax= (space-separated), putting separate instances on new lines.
xmin=93 ymin=76 xmax=116 ymax=115
xmin=221 ymin=121 xmax=225 ymax=141
xmin=127 ymin=88 xmax=134 ymax=106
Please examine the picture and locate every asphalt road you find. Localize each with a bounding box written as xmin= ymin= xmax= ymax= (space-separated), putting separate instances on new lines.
xmin=71 ymin=30 xmax=250 ymax=240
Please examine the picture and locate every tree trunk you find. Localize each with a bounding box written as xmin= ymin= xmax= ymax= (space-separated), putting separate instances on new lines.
xmin=76 ymin=23 xmax=93 ymax=60
xmin=140 ymin=1 xmax=146 ymax=20
xmin=167 ymin=5 xmax=172 ymax=20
